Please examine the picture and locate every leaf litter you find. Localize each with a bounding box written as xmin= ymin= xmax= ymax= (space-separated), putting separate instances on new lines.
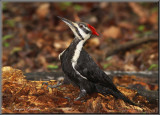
xmin=2 ymin=66 xmax=158 ymax=113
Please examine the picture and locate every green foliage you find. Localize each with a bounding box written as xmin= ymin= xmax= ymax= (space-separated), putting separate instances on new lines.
xmin=10 ymin=47 xmax=22 ymax=54
xmin=151 ymin=7 xmax=158 ymax=13
xmin=138 ymin=25 xmax=145 ymax=31
xmin=148 ymin=64 xmax=158 ymax=71
xmin=103 ymin=63 xmax=112 ymax=69
xmin=60 ymin=2 xmax=82 ymax=12
xmin=60 ymin=2 xmax=72 ymax=10
xmin=47 ymin=64 xmax=59 ymax=69
xmin=144 ymin=31 xmax=152 ymax=36
xmin=2 ymin=2 xmax=7 ymax=10
xmin=135 ymin=31 xmax=152 ymax=38
xmin=104 ymin=57 xmax=113 ymax=69
xmin=74 ymin=5 xmax=82 ymax=12
xmin=2 ymin=34 xmax=13 ymax=47
xmin=139 ymin=2 xmax=148 ymax=7
xmin=5 ymin=19 xmax=15 ymax=27
xmin=4 ymin=42 xmax=9 ymax=47
xmin=105 ymin=56 xmax=112 ymax=61
xmin=62 ymin=2 xmax=72 ymax=7
xmin=136 ymin=49 xmax=143 ymax=54
xmin=2 ymin=34 xmax=13 ymax=41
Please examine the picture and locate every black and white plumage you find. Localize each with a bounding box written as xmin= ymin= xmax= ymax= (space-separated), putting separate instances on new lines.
xmin=58 ymin=16 xmax=137 ymax=106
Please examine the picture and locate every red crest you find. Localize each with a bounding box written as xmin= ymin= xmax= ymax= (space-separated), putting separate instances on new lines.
xmin=88 ymin=24 xmax=99 ymax=36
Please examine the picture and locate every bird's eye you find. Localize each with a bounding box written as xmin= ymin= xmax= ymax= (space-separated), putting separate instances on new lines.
xmin=79 ymin=24 xmax=84 ymax=28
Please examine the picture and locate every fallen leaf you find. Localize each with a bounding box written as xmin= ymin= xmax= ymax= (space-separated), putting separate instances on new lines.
xmin=129 ymin=2 xmax=148 ymax=23
xmin=149 ymin=11 xmax=158 ymax=25
xmin=36 ymin=3 xmax=50 ymax=18
xmin=87 ymin=37 xmax=100 ymax=48
xmin=118 ymin=21 xmax=135 ymax=29
xmin=103 ymin=26 xmax=122 ymax=39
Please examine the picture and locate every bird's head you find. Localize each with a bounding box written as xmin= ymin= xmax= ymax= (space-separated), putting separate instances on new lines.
xmin=58 ymin=16 xmax=99 ymax=41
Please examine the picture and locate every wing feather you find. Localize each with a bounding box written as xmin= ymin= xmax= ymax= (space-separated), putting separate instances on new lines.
xmin=76 ymin=49 xmax=117 ymax=89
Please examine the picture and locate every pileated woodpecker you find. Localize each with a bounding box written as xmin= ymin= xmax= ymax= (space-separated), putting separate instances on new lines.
xmin=58 ymin=16 xmax=137 ymax=106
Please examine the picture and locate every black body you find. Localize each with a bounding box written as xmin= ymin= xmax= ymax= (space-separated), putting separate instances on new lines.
xmin=60 ymin=38 xmax=137 ymax=106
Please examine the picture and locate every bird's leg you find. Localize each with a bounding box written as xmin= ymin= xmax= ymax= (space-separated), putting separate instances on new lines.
xmin=74 ymin=89 xmax=87 ymax=101
xmin=41 ymin=80 xmax=63 ymax=89
xmin=64 ymin=97 xmax=71 ymax=102
xmin=41 ymin=82 xmax=49 ymax=89
xmin=48 ymin=80 xmax=63 ymax=88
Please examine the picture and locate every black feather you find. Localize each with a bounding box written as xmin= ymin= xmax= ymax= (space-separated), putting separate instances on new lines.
xmin=60 ymin=38 xmax=137 ymax=106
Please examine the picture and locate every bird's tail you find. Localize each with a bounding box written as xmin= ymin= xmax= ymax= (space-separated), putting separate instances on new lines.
xmin=95 ymin=84 xmax=138 ymax=106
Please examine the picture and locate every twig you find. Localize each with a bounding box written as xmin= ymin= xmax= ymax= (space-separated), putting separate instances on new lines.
xmin=24 ymin=71 xmax=158 ymax=81
xmin=105 ymin=36 xmax=158 ymax=57
xmin=105 ymin=71 xmax=158 ymax=78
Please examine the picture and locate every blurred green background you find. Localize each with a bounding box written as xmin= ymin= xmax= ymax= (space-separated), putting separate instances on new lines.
xmin=2 ymin=2 xmax=158 ymax=73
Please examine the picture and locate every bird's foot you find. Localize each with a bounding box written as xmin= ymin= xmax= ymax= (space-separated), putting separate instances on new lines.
xmin=41 ymin=82 xmax=49 ymax=89
xmin=74 ymin=89 xmax=87 ymax=102
xmin=64 ymin=96 xmax=71 ymax=102
xmin=41 ymin=81 xmax=63 ymax=89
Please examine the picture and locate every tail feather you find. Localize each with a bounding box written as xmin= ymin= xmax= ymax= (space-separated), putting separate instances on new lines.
xmin=95 ymin=84 xmax=137 ymax=106
xmin=110 ymin=89 xmax=137 ymax=106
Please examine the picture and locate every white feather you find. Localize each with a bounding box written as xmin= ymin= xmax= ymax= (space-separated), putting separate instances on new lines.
xmin=59 ymin=49 xmax=66 ymax=60
xmin=72 ymin=40 xmax=87 ymax=80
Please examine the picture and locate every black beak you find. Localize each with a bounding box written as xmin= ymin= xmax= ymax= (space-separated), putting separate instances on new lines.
xmin=57 ymin=16 xmax=75 ymax=27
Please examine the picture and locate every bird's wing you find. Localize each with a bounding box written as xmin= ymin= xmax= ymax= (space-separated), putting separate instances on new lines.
xmin=75 ymin=49 xmax=117 ymax=89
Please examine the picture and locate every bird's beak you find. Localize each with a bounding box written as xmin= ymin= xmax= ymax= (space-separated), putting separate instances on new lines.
xmin=57 ymin=16 xmax=76 ymax=29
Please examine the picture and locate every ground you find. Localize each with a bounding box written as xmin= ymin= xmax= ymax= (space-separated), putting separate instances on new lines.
xmin=2 ymin=67 xmax=158 ymax=113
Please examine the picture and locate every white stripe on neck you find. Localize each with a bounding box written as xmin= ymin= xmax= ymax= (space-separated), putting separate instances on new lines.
xmin=72 ymin=40 xmax=87 ymax=80
xmin=59 ymin=49 xmax=66 ymax=60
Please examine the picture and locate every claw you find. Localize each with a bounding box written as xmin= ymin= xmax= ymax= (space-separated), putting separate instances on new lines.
xmin=41 ymin=81 xmax=63 ymax=90
xmin=64 ymin=97 xmax=71 ymax=102
xmin=74 ymin=96 xmax=81 ymax=101
xmin=74 ymin=89 xmax=87 ymax=101
xmin=41 ymin=82 xmax=49 ymax=89
xmin=49 ymin=81 xmax=63 ymax=88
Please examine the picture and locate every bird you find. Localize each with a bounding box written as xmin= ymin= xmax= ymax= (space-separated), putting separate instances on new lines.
xmin=57 ymin=16 xmax=137 ymax=106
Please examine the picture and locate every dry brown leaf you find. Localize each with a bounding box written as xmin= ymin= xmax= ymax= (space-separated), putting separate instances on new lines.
xmin=149 ymin=11 xmax=158 ymax=24
xmin=36 ymin=38 xmax=45 ymax=48
xmin=36 ymin=3 xmax=50 ymax=18
xmin=117 ymin=86 xmax=136 ymax=98
xmin=92 ymin=97 xmax=101 ymax=111
xmin=106 ymin=98 xmax=115 ymax=110
xmin=118 ymin=21 xmax=135 ymax=29
xmin=149 ymin=11 xmax=158 ymax=29
xmin=2 ymin=67 xmax=158 ymax=113
xmin=74 ymin=13 xmax=81 ymax=22
xmin=87 ymin=37 xmax=100 ymax=48
xmin=37 ymin=55 xmax=47 ymax=67
xmin=99 ymin=2 xmax=109 ymax=9
xmin=2 ymin=66 xmax=14 ymax=72
xmin=103 ymin=26 xmax=122 ymax=39
xmin=124 ymin=64 xmax=137 ymax=71
xmin=60 ymin=107 xmax=81 ymax=113
xmin=53 ymin=39 xmax=72 ymax=50
xmin=129 ymin=2 xmax=148 ymax=23
xmin=101 ymin=103 xmax=108 ymax=112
